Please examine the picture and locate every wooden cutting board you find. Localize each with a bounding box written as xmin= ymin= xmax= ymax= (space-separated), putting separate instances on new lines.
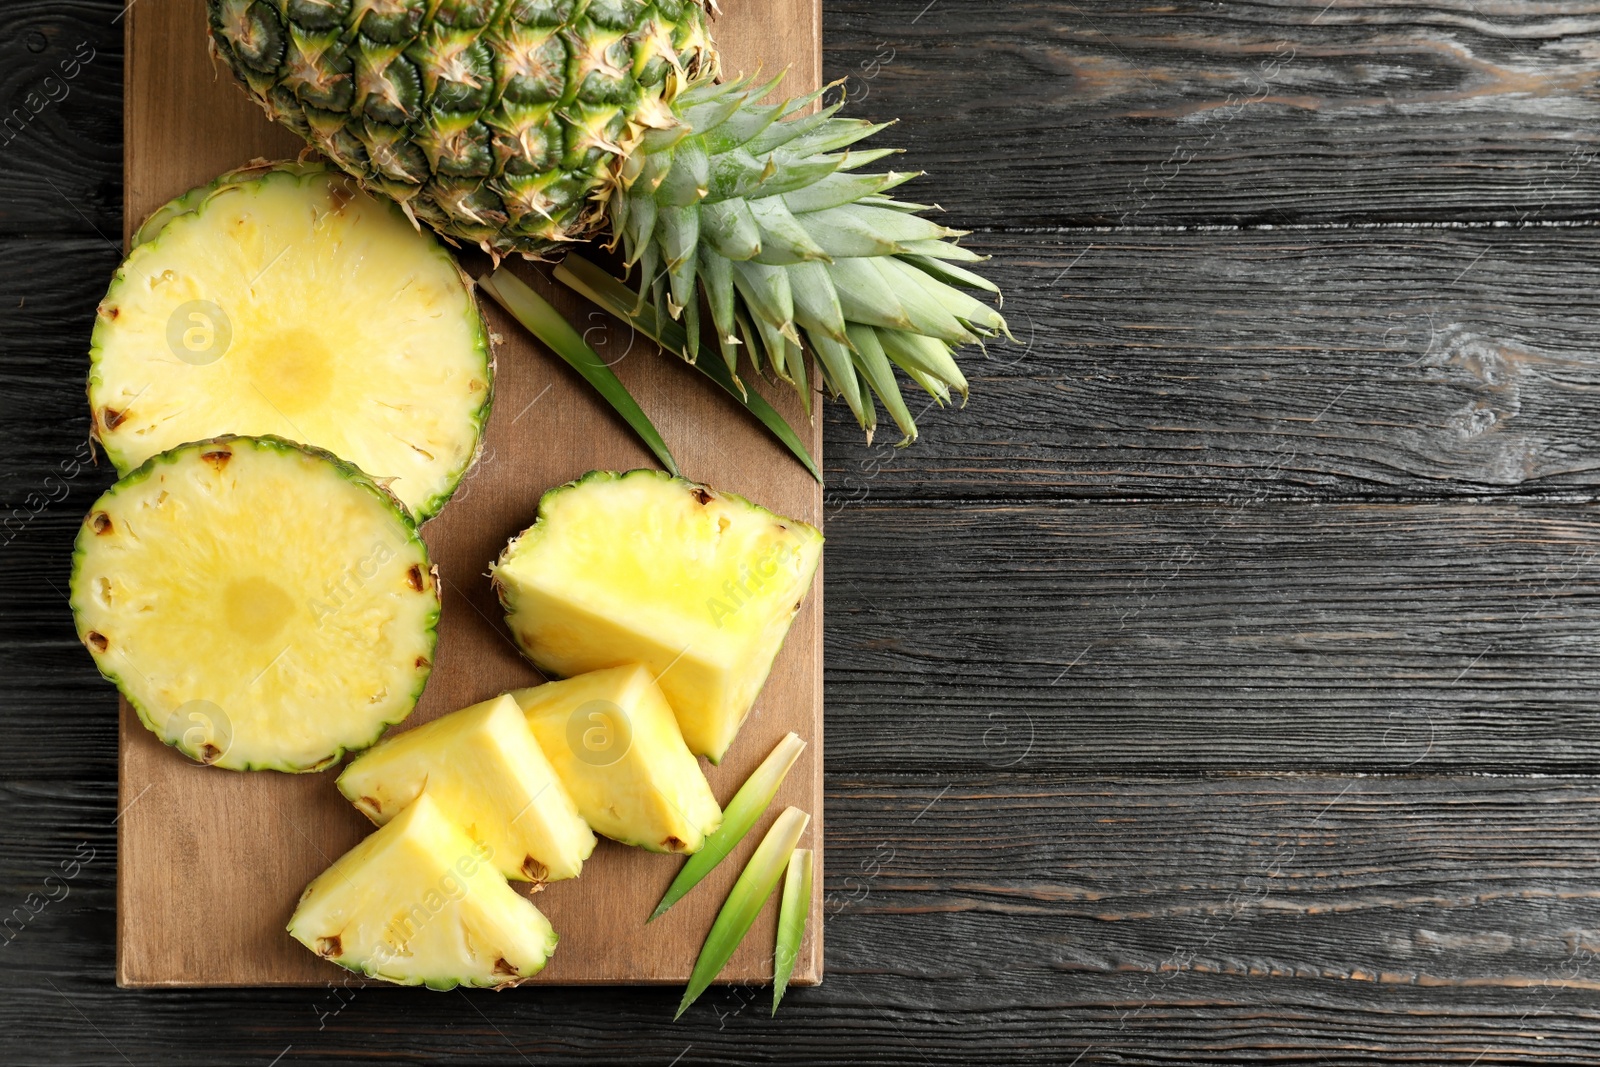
xmin=117 ymin=0 xmax=823 ymax=988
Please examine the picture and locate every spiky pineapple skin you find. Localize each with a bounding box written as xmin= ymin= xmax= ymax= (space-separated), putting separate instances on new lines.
xmin=207 ymin=0 xmax=715 ymax=255
xmin=70 ymin=434 xmax=440 ymax=773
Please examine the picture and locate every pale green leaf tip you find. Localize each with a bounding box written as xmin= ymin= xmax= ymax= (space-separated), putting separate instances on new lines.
xmin=649 ymin=732 xmax=807 ymax=922
xmin=773 ymin=846 xmax=814 ymax=1016
xmin=676 ymin=807 xmax=809 ymax=1020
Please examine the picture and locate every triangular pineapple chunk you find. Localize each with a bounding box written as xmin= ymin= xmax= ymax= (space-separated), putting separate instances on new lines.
xmin=337 ymin=694 xmax=596 ymax=884
xmin=288 ymin=792 xmax=557 ymax=989
xmin=493 ymin=469 xmax=823 ymax=762
xmin=512 ymin=664 xmax=723 ymax=854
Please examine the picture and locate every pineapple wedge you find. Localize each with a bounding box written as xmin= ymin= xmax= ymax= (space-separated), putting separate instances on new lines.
xmin=493 ymin=470 xmax=823 ymax=762
xmin=70 ymin=435 xmax=438 ymax=772
xmin=512 ymin=665 xmax=723 ymax=854
xmin=337 ymin=694 xmax=596 ymax=885
xmin=289 ymin=792 xmax=557 ymax=989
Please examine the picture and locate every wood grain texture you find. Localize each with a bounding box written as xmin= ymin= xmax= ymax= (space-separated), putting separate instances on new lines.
xmin=827 ymin=0 xmax=1600 ymax=228
xmin=8 ymin=0 xmax=1600 ymax=1058
xmin=28 ymin=224 xmax=1600 ymax=515
xmin=114 ymin=0 xmax=824 ymax=987
xmin=0 ymin=1 xmax=122 ymax=239
xmin=823 ymin=501 xmax=1600 ymax=774
xmin=20 ymin=496 xmax=1600 ymax=779
xmin=14 ymin=773 xmax=1600 ymax=1064
xmin=820 ymin=225 xmax=1600 ymax=503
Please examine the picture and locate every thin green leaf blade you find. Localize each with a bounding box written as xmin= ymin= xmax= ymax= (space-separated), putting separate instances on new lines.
xmin=478 ymin=268 xmax=680 ymax=477
xmin=676 ymin=807 xmax=810 ymax=1020
xmin=746 ymin=95 xmax=843 ymax=154
xmin=898 ymin=237 xmax=988 ymax=262
xmin=651 ymin=732 xmax=807 ymax=922
xmin=898 ymin=252 xmax=1002 ymax=294
xmin=780 ymin=169 xmax=917 ymax=215
xmin=554 ymin=255 xmax=823 ymax=483
xmin=773 ymin=848 xmax=813 ymax=1015
xmin=846 ymin=324 xmax=918 ymax=445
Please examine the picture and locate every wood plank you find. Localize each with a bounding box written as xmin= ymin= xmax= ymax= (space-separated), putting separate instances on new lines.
xmin=828 ymin=0 xmax=1600 ymax=228
xmin=13 ymin=773 xmax=1600 ymax=1063
xmin=0 ymin=0 xmax=122 ymax=238
xmin=16 ymin=0 xmax=1600 ymax=234
xmin=822 ymin=225 xmax=1600 ymax=502
xmin=0 ymin=238 xmax=118 ymax=481
xmin=824 ymin=501 xmax=1600 ymax=774
xmin=115 ymin=0 xmax=824 ymax=987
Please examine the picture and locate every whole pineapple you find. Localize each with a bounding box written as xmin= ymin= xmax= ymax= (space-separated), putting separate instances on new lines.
xmin=208 ymin=0 xmax=1007 ymax=442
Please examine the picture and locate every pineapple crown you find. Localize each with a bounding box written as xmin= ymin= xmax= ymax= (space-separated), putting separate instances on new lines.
xmin=610 ymin=73 xmax=1010 ymax=445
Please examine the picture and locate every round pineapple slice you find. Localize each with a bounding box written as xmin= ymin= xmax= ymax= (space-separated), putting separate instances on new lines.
xmin=89 ymin=161 xmax=492 ymax=521
xmin=70 ymin=435 xmax=439 ymax=772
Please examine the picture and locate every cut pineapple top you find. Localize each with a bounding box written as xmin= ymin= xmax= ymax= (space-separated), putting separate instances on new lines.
xmin=89 ymin=161 xmax=492 ymax=521
xmin=337 ymin=694 xmax=596 ymax=884
xmin=288 ymin=791 xmax=558 ymax=990
xmin=494 ymin=470 xmax=823 ymax=762
xmin=512 ymin=665 xmax=723 ymax=854
xmin=69 ymin=435 xmax=438 ymax=772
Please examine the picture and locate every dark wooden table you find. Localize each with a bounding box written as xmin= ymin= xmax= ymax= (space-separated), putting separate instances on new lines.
xmin=7 ymin=1 xmax=1600 ymax=1063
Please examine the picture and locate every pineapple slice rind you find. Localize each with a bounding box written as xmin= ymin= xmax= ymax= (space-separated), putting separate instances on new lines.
xmin=90 ymin=161 xmax=492 ymax=521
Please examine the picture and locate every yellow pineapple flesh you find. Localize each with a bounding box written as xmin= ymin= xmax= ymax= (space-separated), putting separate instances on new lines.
xmin=288 ymin=792 xmax=558 ymax=989
xmin=70 ymin=435 xmax=437 ymax=772
xmin=90 ymin=162 xmax=491 ymax=520
xmin=494 ymin=470 xmax=822 ymax=763
xmin=337 ymin=694 xmax=596 ymax=885
xmin=512 ymin=664 xmax=722 ymax=854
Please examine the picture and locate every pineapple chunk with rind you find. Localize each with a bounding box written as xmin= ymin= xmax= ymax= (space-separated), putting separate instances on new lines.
xmin=69 ymin=435 xmax=438 ymax=772
xmin=493 ymin=469 xmax=823 ymax=763
xmin=288 ymin=792 xmax=558 ymax=990
xmin=511 ymin=665 xmax=723 ymax=854
xmin=337 ymin=694 xmax=596 ymax=885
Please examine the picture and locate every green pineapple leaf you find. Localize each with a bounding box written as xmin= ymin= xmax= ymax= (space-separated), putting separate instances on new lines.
xmin=554 ymin=254 xmax=823 ymax=484
xmin=477 ymin=268 xmax=680 ymax=478
xmin=676 ymin=806 xmax=810 ymax=1020
xmin=773 ymin=847 xmax=813 ymax=1015
xmin=649 ymin=731 xmax=807 ymax=923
